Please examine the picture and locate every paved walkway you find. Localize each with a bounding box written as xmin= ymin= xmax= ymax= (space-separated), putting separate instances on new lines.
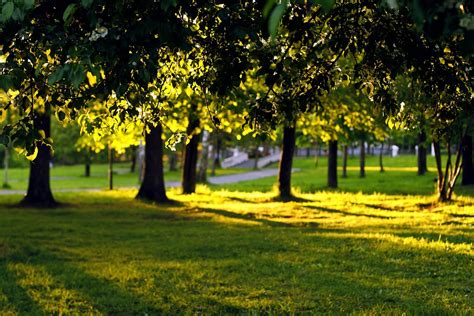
xmin=0 ymin=168 xmax=300 ymax=195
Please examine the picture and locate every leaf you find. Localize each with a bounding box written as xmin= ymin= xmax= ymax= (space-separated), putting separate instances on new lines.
xmin=63 ymin=4 xmax=77 ymax=26
xmin=23 ymin=0 xmax=34 ymax=10
xmin=25 ymin=145 xmax=38 ymax=161
xmin=2 ymin=2 xmax=14 ymax=21
xmin=48 ymin=67 xmax=65 ymax=85
xmin=80 ymin=0 xmax=93 ymax=8
xmin=86 ymin=71 xmax=97 ymax=86
xmin=268 ymin=2 xmax=286 ymax=39
xmin=316 ymin=0 xmax=335 ymax=12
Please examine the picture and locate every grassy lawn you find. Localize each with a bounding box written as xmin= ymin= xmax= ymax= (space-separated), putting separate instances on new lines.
xmin=220 ymin=155 xmax=474 ymax=197
xmin=0 ymin=189 xmax=472 ymax=314
xmin=0 ymin=154 xmax=473 ymax=314
xmin=0 ymin=162 xmax=250 ymax=191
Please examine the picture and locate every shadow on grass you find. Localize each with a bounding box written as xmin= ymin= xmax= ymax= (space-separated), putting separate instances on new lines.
xmin=0 ymin=260 xmax=44 ymax=314
xmin=304 ymin=205 xmax=392 ymax=219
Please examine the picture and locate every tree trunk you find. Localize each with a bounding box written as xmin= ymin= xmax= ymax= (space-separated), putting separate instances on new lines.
xmin=314 ymin=142 xmax=319 ymax=168
xmin=253 ymin=142 xmax=260 ymax=170
xmin=211 ymin=136 xmax=221 ymax=176
xmin=108 ymin=145 xmax=113 ymax=190
xmin=182 ymin=115 xmax=200 ymax=194
xmin=417 ymin=131 xmax=428 ymax=175
xmin=306 ymin=147 xmax=311 ymax=157
xmin=168 ymin=152 xmax=178 ymax=172
xmin=197 ymin=130 xmax=210 ymax=183
xmin=84 ymin=148 xmax=91 ymax=177
xmin=379 ymin=142 xmax=385 ymax=173
xmin=130 ymin=145 xmax=137 ymax=173
xmin=327 ymin=140 xmax=338 ymax=188
xmin=3 ymin=145 xmax=9 ymax=188
xmin=342 ymin=144 xmax=348 ymax=178
xmin=136 ymin=123 xmax=168 ymax=202
xmin=21 ymin=111 xmax=56 ymax=207
xmin=278 ymin=126 xmax=296 ymax=199
xmin=462 ymin=134 xmax=473 ymax=185
xmin=359 ymin=138 xmax=365 ymax=178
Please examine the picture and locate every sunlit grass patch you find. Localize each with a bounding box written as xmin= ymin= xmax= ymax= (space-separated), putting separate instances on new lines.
xmin=0 ymin=188 xmax=472 ymax=314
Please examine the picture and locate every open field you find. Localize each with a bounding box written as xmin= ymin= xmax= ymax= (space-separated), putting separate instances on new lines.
xmin=0 ymin=189 xmax=472 ymax=314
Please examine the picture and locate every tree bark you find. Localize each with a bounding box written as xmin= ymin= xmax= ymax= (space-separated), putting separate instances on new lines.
xmin=136 ymin=123 xmax=168 ymax=202
xmin=379 ymin=142 xmax=385 ymax=173
xmin=211 ymin=136 xmax=221 ymax=176
xmin=359 ymin=138 xmax=365 ymax=178
xmin=327 ymin=140 xmax=338 ymax=188
xmin=21 ymin=111 xmax=56 ymax=207
xmin=433 ymin=141 xmax=447 ymax=201
xmin=278 ymin=126 xmax=296 ymax=199
xmin=130 ymin=145 xmax=137 ymax=173
xmin=168 ymin=152 xmax=178 ymax=172
xmin=182 ymin=114 xmax=200 ymax=194
xmin=108 ymin=145 xmax=113 ymax=190
xmin=84 ymin=148 xmax=91 ymax=177
xmin=253 ymin=142 xmax=260 ymax=170
xmin=3 ymin=145 xmax=9 ymax=188
xmin=197 ymin=130 xmax=210 ymax=183
xmin=417 ymin=131 xmax=428 ymax=175
xmin=342 ymin=144 xmax=348 ymax=178
xmin=461 ymin=134 xmax=473 ymax=185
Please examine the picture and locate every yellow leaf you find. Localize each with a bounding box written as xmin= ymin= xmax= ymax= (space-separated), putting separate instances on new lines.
xmin=26 ymin=146 xmax=38 ymax=161
xmin=87 ymin=71 xmax=97 ymax=86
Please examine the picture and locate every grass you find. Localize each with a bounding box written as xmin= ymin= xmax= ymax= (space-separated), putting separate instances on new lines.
xmin=0 ymin=162 xmax=249 ymax=191
xmin=0 ymin=189 xmax=472 ymax=314
xmin=0 ymin=154 xmax=473 ymax=314
xmin=219 ymin=154 xmax=474 ymax=197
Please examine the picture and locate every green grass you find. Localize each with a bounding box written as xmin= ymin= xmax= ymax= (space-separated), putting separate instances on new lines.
xmin=219 ymin=155 xmax=474 ymax=197
xmin=0 ymin=189 xmax=472 ymax=314
xmin=0 ymin=155 xmax=473 ymax=314
xmin=0 ymin=162 xmax=249 ymax=191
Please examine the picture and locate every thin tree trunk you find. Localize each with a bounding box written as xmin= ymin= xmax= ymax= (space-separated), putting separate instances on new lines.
xmin=168 ymin=152 xmax=178 ymax=172
xmin=136 ymin=123 xmax=168 ymax=202
xmin=327 ymin=140 xmax=338 ymax=188
xmin=350 ymin=143 xmax=355 ymax=158
xmin=197 ymin=130 xmax=210 ymax=183
xmin=253 ymin=142 xmax=260 ymax=170
xmin=359 ymin=138 xmax=365 ymax=178
xmin=342 ymin=144 xmax=348 ymax=178
xmin=84 ymin=148 xmax=91 ymax=177
xmin=21 ymin=110 xmax=56 ymax=207
xmin=462 ymin=134 xmax=473 ymax=185
xmin=3 ymin=145 xmax=9 ymax=188
xmin=130 ymin=145 xmax=137 ymax=173
xmin=182 ymin=114 xmax=200 ymax=194
xmin=418 ymin=131 xmax=428 ymax=175
xmin=306 ymin=147 xmax=311 ymax=157
xmin=108 ymin=145 xmax=113 ymax=190
xmin=433 ymin=141 xmax=447 ymax=201
xmin=211 ymin=136 xmax=221 ymax=176
xmin=380 ymin=142 xmax=385 ymax=173
xmin=278 ymin=126 xmax=296 ymax=199
xmin=314 ymin=142 xmax=319 ymax=168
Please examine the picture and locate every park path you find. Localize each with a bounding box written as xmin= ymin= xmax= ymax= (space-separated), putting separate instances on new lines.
xmin=0 ymin=168 xmax=300 ymax=195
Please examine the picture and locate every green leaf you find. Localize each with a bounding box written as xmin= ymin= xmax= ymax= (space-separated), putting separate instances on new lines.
xmin=160 ymin=0 xmax=177 ymax=11
xmin=316 ymin=0 xmax=335 ymax=12
xmin=80 ymin=0 xmax=93 ymax=9
xmin=63 ymin=4 xmax=77 ymax=26
xmin=268 ymin=2 xmax=286 ymax=39
xmin=48 ymin=67 xmax=65 ymax=85
xmin=2 ymin=2 xmax=14 ymax=21
xmin=24 ymin=0 xmax=34 ymax=10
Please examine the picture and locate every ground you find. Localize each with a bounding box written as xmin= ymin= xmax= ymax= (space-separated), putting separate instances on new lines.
xmin=0 ymin=156 xmax=473 ymax=314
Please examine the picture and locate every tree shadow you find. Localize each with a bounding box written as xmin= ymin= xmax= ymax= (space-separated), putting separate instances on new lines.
xmin=304 ymin=205 xmax=392 ymax=219
xmin=0 ymin=260 xmax=44 ymax=314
